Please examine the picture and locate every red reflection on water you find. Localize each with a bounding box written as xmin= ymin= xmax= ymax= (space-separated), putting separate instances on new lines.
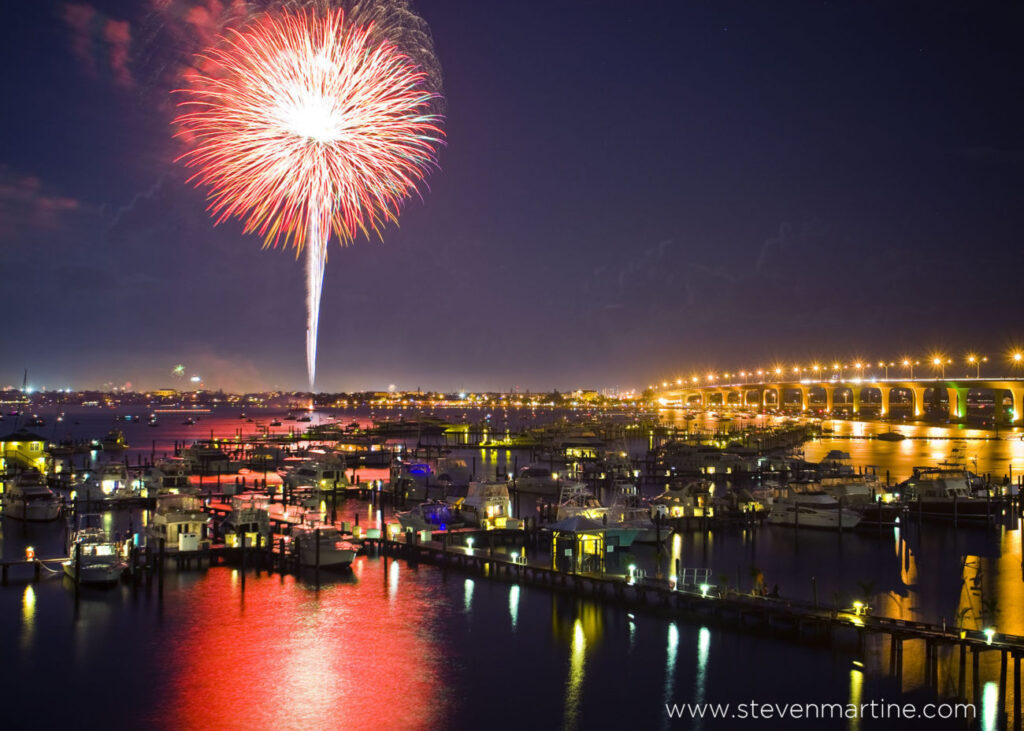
xmin=153 ymin=558 xmax=447 ymax=730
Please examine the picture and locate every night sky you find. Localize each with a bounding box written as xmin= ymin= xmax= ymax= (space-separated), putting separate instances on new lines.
xmin=2 ymin=1 xmax=1023 ymax=393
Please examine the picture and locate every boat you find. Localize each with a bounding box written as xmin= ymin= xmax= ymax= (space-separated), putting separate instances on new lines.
xmin=219 ymin=494 xmax=272 ymax=547
xmin=284 ymin=457 xmax=350 ymax=491
xmin=3 ymin=470 xmax=62 ymax=521
xmin=182 ymin=417 xmax=196 ymax=426
xmin=767 ymin=488 xmax=861 ymax=530
xmin=296 ymin=415 xmax=312 ymax=423
xmin=553 ymin=482 xmax=638 ymax=547
xmin=269 ymin=419 xmax=283 ymax=427
xmin=146 ymin=493 xmax=209 ymax=552
xmin=24 ymin=415 xmax=45 ymax=427
xmin=146 ymin=460 xmax=192 ymax=494
xmin=877 ymin=427 xmax=906 ymax=441
xmin=63 ymin=514 xmax=127 ymax=586
xmin=147 ymin=414 xmax=159 ymax=427
xmin=395 ymin=500 xmax=460 ymax=532
xmin=100 ymin=429 xmax=128 ymax=451
xmin=514 ymin=464 xmax=565 ymax=497
xmin=901 ymin=468 xmax=1001 ymax=522
xmin=605 ymin=481 xmax=663 ymax=543
xmin=649 ymin=478 xmax=713 ymax=519
xmin=290 ymin=521 xmax=358 ymax=569
xmin=455 ymin=481 xmax=512 ymax=526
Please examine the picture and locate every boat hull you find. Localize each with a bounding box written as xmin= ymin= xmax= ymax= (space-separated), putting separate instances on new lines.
xmin=5 ymin=502 xmax=62 ymax=521
xmin=63 ymin=560 xmax=126 ymax=586
xmin=768 ymin=507 xmax=862 ymax=530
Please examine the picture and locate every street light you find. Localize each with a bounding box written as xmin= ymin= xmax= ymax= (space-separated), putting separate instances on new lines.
xmin=966 ymin=355 xmax=987 ymax=378
xmin=877 ymin=361 xmax=895 ymax=379
xmin=932 ymin=356 xmax=951 ymax=379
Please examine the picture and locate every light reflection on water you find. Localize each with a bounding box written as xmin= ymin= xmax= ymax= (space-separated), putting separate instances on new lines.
xmin=508 ymin=585 xmax=519 ymax=631
xmin=564 ymin=618 xmax=586 ymax=731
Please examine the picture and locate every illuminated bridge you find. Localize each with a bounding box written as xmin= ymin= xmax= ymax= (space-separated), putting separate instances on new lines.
xmin=659 ymin=377 xmax=1024 ymax=423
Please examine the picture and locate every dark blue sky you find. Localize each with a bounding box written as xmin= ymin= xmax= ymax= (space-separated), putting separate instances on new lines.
xmin=2 ymin=1 xmax=1023 ymax=392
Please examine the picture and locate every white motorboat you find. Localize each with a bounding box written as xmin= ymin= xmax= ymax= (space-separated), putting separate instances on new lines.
xmin=284 ymin=457 xmax=350 ymax=491
xmin=767 ymin=489 xmax=861 ymax=530
xmin=515 ymin=464 xmax=565 ymax=497
xmin=220 ymin=494 xmax=272 ymax=547
xmin=456 ymin=481 xmax=512 ymax=526
xmin=145 ymin=460 xmax=193 ymax=495
xmin=146 ymin=493 xmax=209 ymax=552
xmin=395 ymin=501 xmax=460 ymax=532
xmin=4 ymin=471 xmax=62 ymax=521
xmin=605 ymin=481 xmax=662 ymax=544
xmin=554 ymin=482 xmax=638 ymax=548
xmin=290 ymin=522 xmax=358 ymax=569
xmin=63 ymin=515 xmax=127 ymax=586
xmin=902 ymin=468 xmax=1001 ymax=521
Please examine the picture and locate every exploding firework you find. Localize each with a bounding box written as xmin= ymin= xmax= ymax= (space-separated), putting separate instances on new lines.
xmin=174 ymin=3 xmax=443 ymax=389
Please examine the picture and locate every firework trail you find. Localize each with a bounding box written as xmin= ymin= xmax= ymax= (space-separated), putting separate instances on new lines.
xmin=173 ymin=2 xmax=443 ymax=389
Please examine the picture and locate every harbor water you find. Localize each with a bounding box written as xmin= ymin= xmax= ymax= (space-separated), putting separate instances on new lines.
xmin=2 ymin=406 xmax=1020 ymax=728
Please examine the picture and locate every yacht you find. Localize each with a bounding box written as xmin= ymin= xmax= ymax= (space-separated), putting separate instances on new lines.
xmin=456 ymin=481 xmax=512 ymax=526
xmin=290 ymin=522 xmax=358 ymax=569
xmin=515 ymin=464 xmax=564 ymax=497
xmin=649 ymin=479 xmax=713 ymax=519
xmin=25 ymin=415 xmax=45 ymax=427
xmin=554 ymin=482 xmax=638 ymax=548
xmin=902 ymin=468 xmax=1001 ymax=521
xmin=269 ymin=419 xmax=283 ymax=427
xmin=146 ymin=460 xmax=193 ymax=495
xmin=100 ymin=430 xmax=128 ymax=451
xmin=284 ymin=457 xmax=350 ymax=491
xmin=605 ymin=481 xmax=662 ymax=543
xmin=219 ymin=494 xmax=272 ymax=547
xmin=146 ymin=493 xmax=209 ymax=552
xmin=63 ymin=515 xmax=127 ymax=586
xmin=767 ymin=489 xmax=862 ymax=530
xmin=4 ymin=471 xmax=62 ymax=521
xmin=395 ymin=501 xmax=460 ymax=532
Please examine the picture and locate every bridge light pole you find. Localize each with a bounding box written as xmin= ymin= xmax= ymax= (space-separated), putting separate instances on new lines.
xmin=774 ymin=367 xmax=782 ymax=381
xmin=966 ymin=355 xmax=987 ymax=378
xmin=833 ymin=363 xmax=842 ymax=380
xmin=902 ymin=359 xmax=913 ymax=380
xmin=812 ymin=364 xmax=822 ymax=380
xmin=878 ymin=361 xmax=895 ymax=379
xmin=756 ymin=369 xmax=764 ymax=382
xmin=932 ymin=357 xmax=951 ymax=380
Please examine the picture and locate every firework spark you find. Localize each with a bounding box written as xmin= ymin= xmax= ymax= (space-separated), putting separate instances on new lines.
xmin=174 ymin=6 xmax=443 ymax=388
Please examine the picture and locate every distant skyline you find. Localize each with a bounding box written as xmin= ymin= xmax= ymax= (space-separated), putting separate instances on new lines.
xmin=3 ymin=2 xmax=1023 ymax=392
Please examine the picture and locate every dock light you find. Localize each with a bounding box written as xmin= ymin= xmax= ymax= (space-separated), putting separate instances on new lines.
xmin=511 ymin=552 xmax=518 ymax=564
xmin=467 ymin=537 xmax=474 ymax=551
xmin=25 ymin=546 xmax=35 ymax=561
xmin=627 ymin=564 xmax=637 ymax=585
xmin=985 ymin=628 xmax=996 ymax=645
xmin=700 ymin=583 xmax=710 ymax=597
xmin=852 ymin=600 xmax=864 ymax=616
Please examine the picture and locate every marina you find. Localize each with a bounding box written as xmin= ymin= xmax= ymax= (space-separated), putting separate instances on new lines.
xmin=5 ymin=401 xmax=1024 ymax=727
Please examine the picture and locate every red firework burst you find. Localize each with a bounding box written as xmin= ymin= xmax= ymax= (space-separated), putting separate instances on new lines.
xmin=174 ymin=6 xmax=444 ymax=250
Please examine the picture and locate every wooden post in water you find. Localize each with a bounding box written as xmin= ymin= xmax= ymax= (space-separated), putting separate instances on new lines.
xmin=1014 ymin=653 xmax=1021 ymax=731
xmin=974 ymin=647 xmax=982 ymax=710
xmin=315 ymin=528 xmax=321 ymax=587
xmin=73 ymin=542 xmax=81 ymax=602
xmin=158 ymin=538 xmax=166 ymax=597
xmin=959 ymin=643 xmax=967 ymax=699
